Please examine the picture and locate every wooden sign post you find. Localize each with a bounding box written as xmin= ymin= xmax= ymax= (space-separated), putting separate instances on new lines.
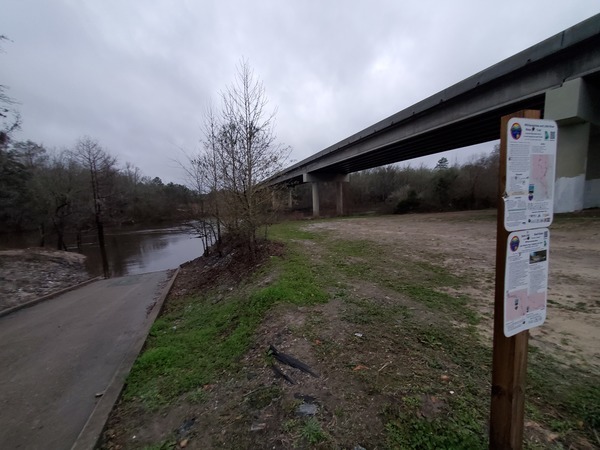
xmin=489 ymin=109 xmax=541 ymax=449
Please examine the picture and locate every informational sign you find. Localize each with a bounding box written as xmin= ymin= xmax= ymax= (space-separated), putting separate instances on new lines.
xmin=504 ymin=227 xmax=549 ymax=337
xmin=504 ymin=118 xmax=557 ymax=231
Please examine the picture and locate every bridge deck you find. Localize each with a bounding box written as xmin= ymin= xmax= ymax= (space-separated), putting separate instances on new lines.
xmin=269 ymin=14 xmax=600 ymax=185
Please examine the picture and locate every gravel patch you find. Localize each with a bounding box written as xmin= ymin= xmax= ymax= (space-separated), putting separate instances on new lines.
xmin=0 ymin=248 xmax=91 ymax=311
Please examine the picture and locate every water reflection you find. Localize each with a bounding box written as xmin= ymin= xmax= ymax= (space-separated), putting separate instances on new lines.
xmin=81 ymin=225 xmax=205 ymax=277
xmin=0 ymin=224 xmax=205 ymax=278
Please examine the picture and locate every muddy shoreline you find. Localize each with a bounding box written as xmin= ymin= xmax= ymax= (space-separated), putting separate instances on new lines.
xmin=0 ymin=248 xmax=91 ymax=312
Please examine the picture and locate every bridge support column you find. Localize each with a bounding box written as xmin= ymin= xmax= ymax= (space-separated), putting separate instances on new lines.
xmin=336 ymin=181 xmax=344 ymax=215
xmin=288 ymin=188 xmax=294 ymax=209
xmin=303 ymin=172 xmax=349 ymax=217
xmin=545 ymin=78 xmax=600 ymax=212
xmin=311 ymin=182 xmax=320 ymax=216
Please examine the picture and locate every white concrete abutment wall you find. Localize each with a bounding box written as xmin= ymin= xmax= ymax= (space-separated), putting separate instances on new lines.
xmin=545 ymin=77 xmax=600 ymax=213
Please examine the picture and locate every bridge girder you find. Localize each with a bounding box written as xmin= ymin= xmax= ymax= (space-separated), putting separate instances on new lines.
xmin=268 ymin=14 xmax=600 ymax=186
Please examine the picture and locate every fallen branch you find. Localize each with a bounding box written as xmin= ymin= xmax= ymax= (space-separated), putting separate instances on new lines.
xmin=268 ymin=345 xmax=319 ymax=377
xmin=271 ymin=364 xmax=296 ymax=384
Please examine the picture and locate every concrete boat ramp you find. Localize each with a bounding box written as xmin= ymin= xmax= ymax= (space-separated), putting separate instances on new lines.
xmin=0 ymin=270 xmax=177 ymax=450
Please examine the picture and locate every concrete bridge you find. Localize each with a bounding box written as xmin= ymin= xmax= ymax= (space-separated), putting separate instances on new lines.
xmin=268 ymin=14 xmax=600 ymax=216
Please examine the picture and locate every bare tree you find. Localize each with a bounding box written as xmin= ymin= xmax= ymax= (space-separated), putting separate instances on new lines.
xmin=71 ymin=137 xmax=117 ymax=278
xmin=187 ymin=60 xmax=289 ymax=255
xmin=31 ymin=150 xmax=84 ymax=250
xmin=216 ymin=59 xmax=290 ymax=252
xmin=176 ymin=105 xmax=223 ymax=253
xmin=0 ymin=36 xmax=21 ymax=149
xmin=197 ymin=104 xmax=223 ymax=247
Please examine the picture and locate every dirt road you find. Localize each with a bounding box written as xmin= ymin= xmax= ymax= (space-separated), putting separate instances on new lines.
xmin=0 ymin=270 xmax=171 ymax=450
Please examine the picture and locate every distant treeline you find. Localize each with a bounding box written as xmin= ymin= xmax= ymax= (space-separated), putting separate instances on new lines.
xmin=0 ymin=139 xmax=197 ymax=247
xmin=2 ymin=136 xmax=501 ymax=252
xmin=291 ymin=148 xmax=500 ymax=215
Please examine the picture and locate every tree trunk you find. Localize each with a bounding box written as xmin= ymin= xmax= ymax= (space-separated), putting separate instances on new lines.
xmin=96 ymin=217 xmax=109 ymax=278
xmin=53 ymin=219 xmax=67 ymax=251
xmin=39 ymin=223 xmax=45 ymax=247
xmin=215 ymin=201 xmax=221 ymax=243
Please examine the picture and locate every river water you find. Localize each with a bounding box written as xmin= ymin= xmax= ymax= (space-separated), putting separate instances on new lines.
xmin=0 ymin=224 xmax=205 ymax=278
xmin=84 ymin=224 xmax=205 ymax=277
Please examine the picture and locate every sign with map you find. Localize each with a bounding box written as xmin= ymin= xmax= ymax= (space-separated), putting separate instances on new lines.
xmin=504 ymin=118 xmax=557 ymax=231
xmin=504 ymin=228 xmax=549 ymax=337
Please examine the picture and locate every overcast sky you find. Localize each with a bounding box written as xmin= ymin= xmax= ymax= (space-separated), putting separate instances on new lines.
xmin=2 ymin=1 xmax=599 ymax=184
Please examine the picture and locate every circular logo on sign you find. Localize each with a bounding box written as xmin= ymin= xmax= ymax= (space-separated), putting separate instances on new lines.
xmin=528 ymin=184 xmax=534 ymax=201
xmin=510 ymin=236 xmax=520 ymax=252
xmin=510 ymin=122 xmax=522 ymax=140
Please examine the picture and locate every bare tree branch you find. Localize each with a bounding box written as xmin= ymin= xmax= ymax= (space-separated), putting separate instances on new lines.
xmin=188 ymin=59 xmax=290 ymax=253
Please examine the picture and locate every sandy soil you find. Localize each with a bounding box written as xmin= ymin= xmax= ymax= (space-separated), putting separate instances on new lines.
xmin=308 ymin=210 xmax=600 ymax=373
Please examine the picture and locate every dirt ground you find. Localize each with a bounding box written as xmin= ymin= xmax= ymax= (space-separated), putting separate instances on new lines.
xmin=102 ymin=210 xmax=599 ymax=449
xmin=307 ymin=210 xmax=600 ymax=373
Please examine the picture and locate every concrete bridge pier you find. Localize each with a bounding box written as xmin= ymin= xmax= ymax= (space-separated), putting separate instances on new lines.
xmin=311 ymin=182 xmax=320 ymax=216
xmin=303 ymin=172 xmax=349 ymax=217
xmin=545 ymin=77 xmax=600 ymax=212
xmin=336 ymin=181 xmax=344 ymax=215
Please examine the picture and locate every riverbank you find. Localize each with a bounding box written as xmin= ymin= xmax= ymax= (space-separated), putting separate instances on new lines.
xmin=101 ymin=211 xmax=599 ymax=449
xmin=0 ymin=248 xmax=91 ymax=312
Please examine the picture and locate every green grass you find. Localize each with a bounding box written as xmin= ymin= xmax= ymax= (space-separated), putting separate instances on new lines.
xmin=299 ymin=417 xmax=328 ymax=445
xmin=122 ymin=222 xmax=328 ymax=409
xmin=119 ymin=217 xmax=599 ymax=448
xmin=291 ymin=231 xmax=494 ymax=447
xmin=341 ymin=296 xmax=400 ymax=324
xmin=381 ymin=318 xmax=491 ymax=448
xmin=386 ymin=408 xmax=486 ymax=450
xmin=266 ymin=220 xmax=321 ymax=242
xmin=324 ymin=237 xmax=479 ymax=325
xmin=307 ymin=224 xmax=598 ymax=448
xmin=528 ymin=349 xmax=600 ymax=438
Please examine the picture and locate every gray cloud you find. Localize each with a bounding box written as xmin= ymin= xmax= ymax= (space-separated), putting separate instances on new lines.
xmin=2 ymin=0 xmax=599 ymax=182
